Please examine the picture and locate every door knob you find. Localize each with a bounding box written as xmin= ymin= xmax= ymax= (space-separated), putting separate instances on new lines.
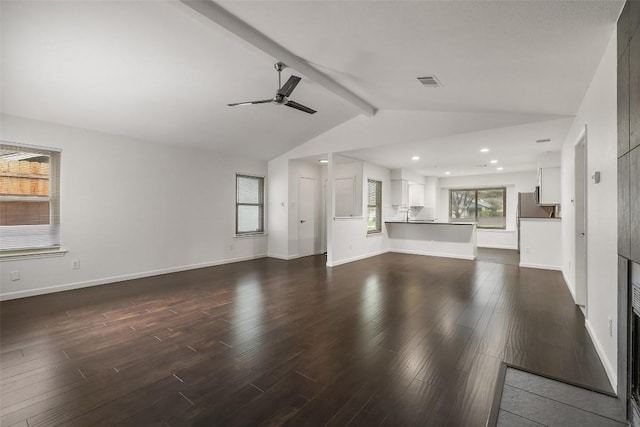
xmin=300 ymin=220 xmax=306 ymax=223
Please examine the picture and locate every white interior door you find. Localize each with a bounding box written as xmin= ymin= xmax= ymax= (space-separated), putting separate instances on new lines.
xmin=574 ymin=133 xmax=588 ymax=308
xmin=298 ymin=177 xmax=316 ymax=257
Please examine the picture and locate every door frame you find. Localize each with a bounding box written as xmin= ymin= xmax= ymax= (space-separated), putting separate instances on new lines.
xmin=574 ymin=126 xmax=588 ymax=310
xmin=297 ymin=176 xmax=317 ymax=257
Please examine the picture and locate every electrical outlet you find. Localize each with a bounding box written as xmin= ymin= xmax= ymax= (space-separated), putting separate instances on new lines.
xmin=72 ymin=260 xmax=80 ymax=270
xmin=229 ymin=244 xmax=233 ymax=251
xmin=608 ymin=317 xmax=613 ymax=337
xmin=10 ymin=270 xmax=20 ymax=281
xmin=525 ymin=247 xmax=531 ymax=254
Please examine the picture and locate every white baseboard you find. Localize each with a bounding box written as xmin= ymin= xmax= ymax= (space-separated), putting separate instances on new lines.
xmin=562 ymin=268 xmax=577 ymax=303
xmin=0 ymin=253 xmax=267 ymax=301
xmin=478 ymin=244 xmax=518 ymax=250
xmin=389 ymin=248 xmax=475 ymax=261
xmin=326 ymin=249 xmax=388 ymax=267
xmin=518 ymin=262 xmax=562 ymax=271
xmin=267 ymin=253 xmax=299 ymax=260
xmin=585 ymin=318 xmax=617 ymax=392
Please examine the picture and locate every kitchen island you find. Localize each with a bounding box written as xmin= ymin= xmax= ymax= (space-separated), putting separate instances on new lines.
xmin=385 ymin=221 xmax=477 ymax=260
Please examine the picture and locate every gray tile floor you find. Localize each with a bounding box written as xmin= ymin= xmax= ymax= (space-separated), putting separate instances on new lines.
xmin=495 ymin=367 xmax=627 ymax=427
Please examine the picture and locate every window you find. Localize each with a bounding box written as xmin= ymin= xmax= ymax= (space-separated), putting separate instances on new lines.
xmin=236 ymin=174 xmax=264 ymax=235
xmin=0 ymin=142 xmax=61 ymax=252
xmin=367 ymin=179 xmax=382 ymax=234
xmin=449 ymin=187 xmax=506 ymax=229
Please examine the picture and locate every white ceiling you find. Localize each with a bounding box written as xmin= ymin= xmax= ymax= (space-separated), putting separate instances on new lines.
xmin=342 ymin=117 xmax=573 ymax=177
xmin=221 ymin=0 xmax=621 ymax=115
xmin=0 ymin=0 xmax=359 ymax=160
xmin=1 ymin=0 xmax=624 ymax=172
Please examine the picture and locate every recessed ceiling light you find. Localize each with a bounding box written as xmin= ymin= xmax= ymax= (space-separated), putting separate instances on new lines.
xmin=319 ymin=159 xmax=328 ymax=164
xmin=445 ymin=171 xmax=451 ymax=175
xmin=497 ymin=167 xmax=504 ymax=171
xmin=480 ymin=148 xmax=489 ymax=153
xmin=490 ymin=160 xmax=498 ymax=164
xmin=411 ymin=156 xmax=420 ymax=161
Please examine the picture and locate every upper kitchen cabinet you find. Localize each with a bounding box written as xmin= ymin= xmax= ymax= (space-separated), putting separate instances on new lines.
xmin=391 ymin=179 xmax=408 ymax=206
xmin=538 ymin=167 xmax=561 ymax=205
xmin=408 ymin=184 xmax=425 ymax=207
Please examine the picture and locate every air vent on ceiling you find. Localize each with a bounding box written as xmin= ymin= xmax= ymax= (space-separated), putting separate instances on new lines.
xmin=475 ymin=164 xmax=488 ymax=168
xmin=536 ymin=138 xmax=551 ymax=144
xmin=417 ymin=76 xmax=442 ymax=88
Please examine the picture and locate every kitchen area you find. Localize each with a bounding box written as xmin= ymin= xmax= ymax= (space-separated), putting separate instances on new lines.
xmin=383 ymin=152 xmax=563 ymax=270
xmin=384 ymin=168 xmax=478 ymax=260
xmin=517 ymin=153 xmax=562 ymax=270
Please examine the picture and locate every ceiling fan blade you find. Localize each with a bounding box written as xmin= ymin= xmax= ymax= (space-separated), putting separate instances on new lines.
xmin=227 ymin=99 xmax=272 ymax=107
xmin=278 ymin=76 xmax=301 ymax=97
xmin=284 ymin=100 xmax=317 ymax=114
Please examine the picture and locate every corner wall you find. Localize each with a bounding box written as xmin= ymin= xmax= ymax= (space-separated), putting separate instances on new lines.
xmin=328 ymin=161 xmax=390 ymax=266
xmin=561 ymin=31 xmax=618 ymax=388
xmin=0 ymin=115 xmax=268 ymax=300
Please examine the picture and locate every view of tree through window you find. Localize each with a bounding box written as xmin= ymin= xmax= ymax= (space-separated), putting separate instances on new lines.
xmin=449 ymin=188 xmax=506 ymax=229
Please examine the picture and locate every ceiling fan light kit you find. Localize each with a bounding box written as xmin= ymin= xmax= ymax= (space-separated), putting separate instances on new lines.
xmin=227 ymin=62 xmax=317 ymax=114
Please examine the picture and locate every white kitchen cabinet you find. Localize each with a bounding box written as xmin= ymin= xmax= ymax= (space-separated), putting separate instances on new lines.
xmin=519 ymin=218 xmax=562 ymax=270
xmin=408 ymin=184 xmax=425 ymax=207
xmin=538 ymin=167 xmax=561 ymax=205
xmin=391 ymin=179 xmax=408 ymax=206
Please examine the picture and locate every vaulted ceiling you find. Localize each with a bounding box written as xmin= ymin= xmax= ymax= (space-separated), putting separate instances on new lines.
xmin=1 ymin=0 xmax=624 ymax=173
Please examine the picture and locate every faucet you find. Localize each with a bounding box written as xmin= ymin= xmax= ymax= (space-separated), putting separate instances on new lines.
xmin=405 ymin=207 xmax=412 ymax=222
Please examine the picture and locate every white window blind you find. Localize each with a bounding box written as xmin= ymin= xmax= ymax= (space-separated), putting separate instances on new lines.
xmin=367 ymin=179 xmax=382 ymax=234
xmin=236 ymin=174 xmax=264 ymax=234
xmin=0 ymin=142 xmax=61 ymax=251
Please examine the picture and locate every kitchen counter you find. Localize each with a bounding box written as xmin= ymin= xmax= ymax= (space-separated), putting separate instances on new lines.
xmin=385 ymin=220 xmax=476 ymax=225
xmin=518 ymin=217 xmax=562 ymax=220
xmin=386 ymin=221 xmax=477 ymax=260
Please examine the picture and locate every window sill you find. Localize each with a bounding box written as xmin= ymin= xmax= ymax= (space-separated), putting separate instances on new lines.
xmin=234 ymin=233 xmax=268 ymax=239
xmin=366 ymin=232 xmax=383 ymax=237
xmin=0 ymin=248 xmax=68 ymax=261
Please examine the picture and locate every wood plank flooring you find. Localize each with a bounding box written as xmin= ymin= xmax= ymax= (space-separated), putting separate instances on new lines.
xmin=0 ymin=253 xmax=612 ymax=426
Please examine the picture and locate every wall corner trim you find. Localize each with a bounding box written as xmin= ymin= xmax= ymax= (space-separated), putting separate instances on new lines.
xmin=585 ymin=318 xmax=618 ymax=393
xmin=562 ymin=268 xmax=577 ymax=303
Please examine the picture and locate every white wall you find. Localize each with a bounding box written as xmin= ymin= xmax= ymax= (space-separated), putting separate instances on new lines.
xmin=266 ymin=156 xmax=290 ymax=259
xmin=0 ymin=115 xmax=268 ymax=300
xmin=560 ymin=32 xmax=618 ymax=388
xmin=328 ymin=162 xmax=390 ymax=266
xmin=438 ymin=171 xmax=538 ymax=249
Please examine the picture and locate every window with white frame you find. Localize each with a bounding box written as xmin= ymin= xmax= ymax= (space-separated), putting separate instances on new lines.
xmin=449 ymin=187 xmax=506 ymax=229
xmin=236 ymin=174 xmax=264 ymax=235
xmin=0 ymin=142 xmax=61 ymax=252
xmin=367 ymin=179 xmax=382 ymax=234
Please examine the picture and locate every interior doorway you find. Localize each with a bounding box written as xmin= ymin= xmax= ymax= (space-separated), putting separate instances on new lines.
xmin=297 ymin=177 xmax=317 ymax=257
xmin=574 ymin=128 xmax=588 ymax=308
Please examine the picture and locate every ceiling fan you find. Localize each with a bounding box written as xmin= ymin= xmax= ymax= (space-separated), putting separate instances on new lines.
xmin=227 ymin=62 xmax=317 ymax=114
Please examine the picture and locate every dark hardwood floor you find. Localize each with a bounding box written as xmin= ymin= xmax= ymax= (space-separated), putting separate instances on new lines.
xmin=0 ymin=253 xmax=612 ymax=426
